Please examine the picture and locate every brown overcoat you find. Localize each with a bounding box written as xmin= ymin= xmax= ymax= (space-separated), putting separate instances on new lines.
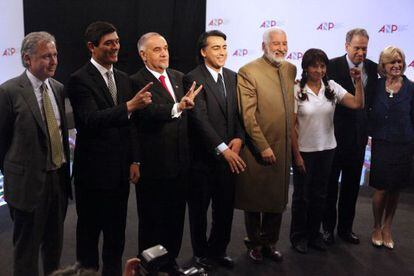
xmin=235 ymin=56 xmax=297 ymax=213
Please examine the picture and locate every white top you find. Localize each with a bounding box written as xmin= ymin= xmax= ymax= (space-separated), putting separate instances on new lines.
xmin=145 ymin=66 xmax=182 ymax=118
xmin=294 ymin=80 xmax=347 ymax=152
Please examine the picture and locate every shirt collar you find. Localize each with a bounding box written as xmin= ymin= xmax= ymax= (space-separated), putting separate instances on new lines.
xmin=146 ymin=65 xmax=168 ymax=80
xmin=205 ymin=64 xmax=223 ymax=82
xmin=90 ymin=58 xmax=113 ymax=76
xmin=346 ymin=54 xmax=364 ymax=70
xmin=303 ymin=81 xmax=326 ymax=96
xmin=26 ymin=70 xmax=50 ymax=90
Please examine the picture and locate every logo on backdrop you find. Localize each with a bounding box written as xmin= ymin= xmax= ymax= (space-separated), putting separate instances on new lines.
xmin=408 ymin=60 xmax=414 ymax=68
xmin=2 ymin=47 xmax=17 ymax=57
xmin=378 ymin=24 xmax=408 ymax=33
xmin=316 ymin=22 xmax=343 ymax=31
xmin=286 ymin=52 xmax=303 ymax=60
xmin=259 ymin=20 xmax=285 ymax=28
xmin=232 ymin=49 xmax=249 ymax=57
xmin=207 ymin=18 xmax=228 ymax=27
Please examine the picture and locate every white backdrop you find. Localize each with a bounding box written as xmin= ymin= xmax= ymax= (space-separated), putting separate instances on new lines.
xmin=0 ymin=0 xmax=24 ymax=206
xmin=206 ymin=0 xmax=414 ymax=80
xmin=0 ymin=0 xmax=24 ymax=85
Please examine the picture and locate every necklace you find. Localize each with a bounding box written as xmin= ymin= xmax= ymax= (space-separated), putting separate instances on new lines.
xmin=385 ymin=87 xmax=394 ymax=98
xmin=385 ymin=76 xmax=403 ymax=98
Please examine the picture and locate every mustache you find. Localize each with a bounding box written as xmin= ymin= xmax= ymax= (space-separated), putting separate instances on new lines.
xmin=273 ymin=50 xmax=287 ymax=55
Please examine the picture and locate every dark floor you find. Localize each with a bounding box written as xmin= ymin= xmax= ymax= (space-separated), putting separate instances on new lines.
xmin=0 ymin=185 xmax=413 ymax=276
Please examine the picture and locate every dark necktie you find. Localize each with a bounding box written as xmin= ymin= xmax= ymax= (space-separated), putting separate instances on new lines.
xmin=41 ymin=83 xmax=64 ymax=168
xmin=217 ymin=73 xmax=226 ymax=98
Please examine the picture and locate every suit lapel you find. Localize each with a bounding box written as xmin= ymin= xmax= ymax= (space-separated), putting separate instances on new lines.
xmin=49 ymin=79 xmax=65 ymax=120
xmin=87 ymin=62 xmax=116 ymax=106
xmin=223 ymin=68 xmax=236 ymax=118
xmin=167 ymin=69 xmax=183 ymax=101
xmin=201 ymin=65 xmax=227 ymax=115
xmin=143 ymin=68 xmax=175 ymax=103
xmin=19 ymin=72 xmax=47 ymax=135
xmin=113 ymin=69 xmax=127 ymax=103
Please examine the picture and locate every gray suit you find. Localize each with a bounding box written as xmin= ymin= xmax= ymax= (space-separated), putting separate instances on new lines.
xmin=0 ymin=72 xmax=71 ymax=276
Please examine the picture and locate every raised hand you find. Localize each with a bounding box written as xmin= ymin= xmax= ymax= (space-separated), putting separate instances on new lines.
xmin=178 ymin=81 xmax=203 ymax=111
xmin=350 ymin=67 xmax=362 ymax=81
xmin=127 ymin=82 xmax=153 ymax=112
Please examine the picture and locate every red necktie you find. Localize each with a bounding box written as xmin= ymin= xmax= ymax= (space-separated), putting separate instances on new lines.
xmin=159 ymin=75 xmax=174 ymax=100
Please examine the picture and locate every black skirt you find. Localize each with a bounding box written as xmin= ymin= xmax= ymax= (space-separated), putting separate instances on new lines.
xmin=369 ymin=139 xmax=414 ymax=191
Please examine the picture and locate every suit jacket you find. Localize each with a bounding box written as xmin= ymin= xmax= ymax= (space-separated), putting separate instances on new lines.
xmin=0 ymin=72 xmax=71 ymax=211
xmin=184 ymin=64 xmax=244 ymax=170
xmin=235 ymin=56 xmax=297 ymax=213
xmin=66 ymin=61 xmax=139 ymax=190
xmin=130 ymin=67 xmax=189 ymax=180
xmin=328 ymin=55 xmax=378 ymax=151
xmin=369 ymin=76 xmax=414 ymax=143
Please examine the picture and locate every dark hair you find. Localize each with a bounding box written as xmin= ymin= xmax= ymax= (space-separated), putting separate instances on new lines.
xmin=196 ymin=30 xmax=226 ymax=64
xmin=298 ymin=48 xmax=335 ymax=103
xmin=84 ymin=21 xmax=117 ymax=47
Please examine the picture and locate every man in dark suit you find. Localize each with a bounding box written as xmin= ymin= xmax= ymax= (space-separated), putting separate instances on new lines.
xmin=323 ymin=28 xmax=378 ymax=245
xmin=183 ymin=30 xmax=245 ymax=270
xmin=0 ymin=32 xmax=71 ymax=276
xmin=130 ymin=32 xmax=201 ymax=275
xmin=66 ymin=21 xmax=152 ymax=276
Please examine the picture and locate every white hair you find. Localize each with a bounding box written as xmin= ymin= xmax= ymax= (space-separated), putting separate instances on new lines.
xmin=262 ymin=27 xmax=286 ymax=45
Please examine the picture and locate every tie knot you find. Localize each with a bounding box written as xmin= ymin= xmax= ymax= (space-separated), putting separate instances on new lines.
xmin=106 ymin=70 xmax=113 ymax=78
xmin=217 ymin=73 xmax=223 ymax=82
xmin=159 ymin=75 xmax=165 ymax=82
xmin=41 ymin=82 xmax=47 ymax=92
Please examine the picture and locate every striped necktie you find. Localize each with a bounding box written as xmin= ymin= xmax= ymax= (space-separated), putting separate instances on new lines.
xmin=106 ymin=71 xmax=118 ymax=105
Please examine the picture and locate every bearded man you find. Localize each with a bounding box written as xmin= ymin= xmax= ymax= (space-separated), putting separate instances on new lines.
xmin=235 ymin=27 xmax=297 ymax=263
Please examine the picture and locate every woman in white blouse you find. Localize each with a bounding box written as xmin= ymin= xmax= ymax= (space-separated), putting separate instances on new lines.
xmin=290 ymin=48 xmax=364 ymax=254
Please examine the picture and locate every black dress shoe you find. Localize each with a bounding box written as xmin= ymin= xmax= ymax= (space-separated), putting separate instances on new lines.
xmin=323 ymin=231 xmax=335 ymax=245
xmin=338 ymin=232 xmax=360 ymax=244
xmin=309 ymin=236 xmax=327 ymax=251
xmin=160 ymin=263 xmax=181 ymax=276
xmin=292 ymin=240 xmax=308 ymax=254
xmin=247 ymin=248 xmax=263 ymax=263
xmin=194 ymin=256 xmax=214 ymax=270
xmin=262 ymin=246 xmax=283 ymax=262
xmin=214 ymin=255 xmax=234 ymax=269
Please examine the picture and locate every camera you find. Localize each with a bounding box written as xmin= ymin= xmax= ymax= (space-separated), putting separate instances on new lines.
xmin=139 ymin=245 xmax=169 ymax=276
xmin=138 ymin=245 xmax=207 ymax=276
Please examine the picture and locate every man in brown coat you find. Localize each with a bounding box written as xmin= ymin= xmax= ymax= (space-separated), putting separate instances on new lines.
xmin=236 ymin=27 xmax=296 ymax=263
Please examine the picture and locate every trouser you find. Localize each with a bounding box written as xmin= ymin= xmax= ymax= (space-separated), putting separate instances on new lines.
xmin=244 ymin=211 xmax=283 ymax=248
xmin=137 ymin=173 xmax=187 ymax=267
xmin=188 ymin=161 xmax=235 ymax=257
xmin=323 ymin=144 xmax=365 ymax=234
xmin=290 ymin=149 xmax=335 ymax=244
xmin=10 ymin=168 xmax=67 ymax=276
xmin=75 ymin=186 xmax=129 ymax=276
